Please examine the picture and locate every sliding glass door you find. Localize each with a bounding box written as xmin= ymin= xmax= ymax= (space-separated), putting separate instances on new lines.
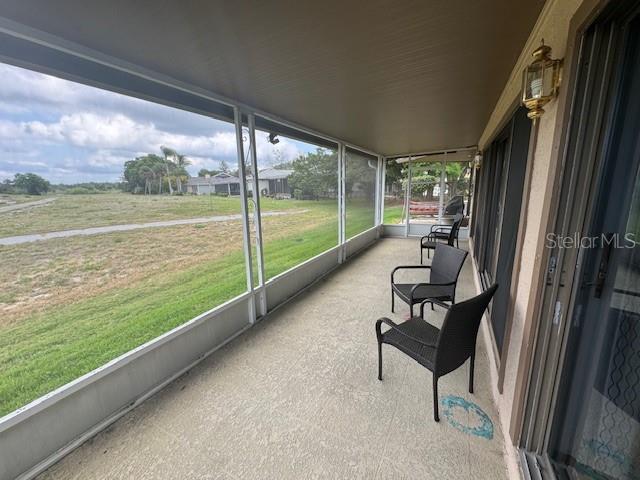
xmin=548 ymin=11 xmax=640 ymax=478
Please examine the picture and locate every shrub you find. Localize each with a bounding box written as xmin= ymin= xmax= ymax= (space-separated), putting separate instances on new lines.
xmin=66 ymin=187 xmax=94 ymax=195
xmin=14 ymin=173 xmax=50 ymax=195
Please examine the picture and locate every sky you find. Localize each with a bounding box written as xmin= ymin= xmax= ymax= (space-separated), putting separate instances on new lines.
xmin=0 ymin=62 xmax=315 ymax=184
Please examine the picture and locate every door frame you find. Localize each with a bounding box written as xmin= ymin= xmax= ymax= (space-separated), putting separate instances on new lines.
xmin=514 ymin=0 xmax=640 ymax=453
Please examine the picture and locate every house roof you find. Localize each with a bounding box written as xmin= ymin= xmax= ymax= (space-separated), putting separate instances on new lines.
xmin=0 ymin=0 xmax=544 ymax=156
xmin=187 ymin=174 xmax=240 ymax=186
xmin=188 ymin=169 xmax=291 ymax=186
xmin=254 ymin=168 xmax=293 ymax=180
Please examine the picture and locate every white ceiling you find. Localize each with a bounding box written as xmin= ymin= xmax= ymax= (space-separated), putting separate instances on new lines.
xmin=0 ymin=0 xmax=544 ymax=155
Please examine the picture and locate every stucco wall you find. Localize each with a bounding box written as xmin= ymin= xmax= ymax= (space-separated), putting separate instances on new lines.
xmin=477 ymin=0 xmax=585 ymax=457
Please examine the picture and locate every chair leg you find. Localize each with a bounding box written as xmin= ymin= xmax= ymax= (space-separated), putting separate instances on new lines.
xmin=427 ymin=248 xmax=431 ymax=259
xmin=469 ymin=351 xmax=475 ymax=394
xmin=377 ymin=341 xmax=383 ymax=381
xmin=410 ymin=303 xmax=414 ymax=318
xmin=433 ymin=376 xmax=440 ymax=422
xmin=420 ymin=247 xmax=423 ymax=264
xmin=391 ymin=290 xmax=395 ymax=313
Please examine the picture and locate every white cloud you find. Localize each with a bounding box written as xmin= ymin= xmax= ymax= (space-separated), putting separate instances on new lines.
xmin=9 ymin=159 xmax=48 ymax=168
xmin=1 ymin=114 xmax=304 ymax=164
xmin=0 ymin=119 xmax=22 ymax=138
xmin=0 ymin=101 xmax=28 ymax=114
xmin=0 ymin=63 xmax=85 ymax=108
xmin=86 ymin=150 xmax=131 ymax=168
xmin=0 ymin=63 xmax=313 ymax=183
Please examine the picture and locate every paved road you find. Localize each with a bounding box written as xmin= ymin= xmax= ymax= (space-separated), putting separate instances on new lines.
xmin=0 ymin=197 xmax=56 ymax=213
xmin=0 ymin=209 xmax=309 ymax=246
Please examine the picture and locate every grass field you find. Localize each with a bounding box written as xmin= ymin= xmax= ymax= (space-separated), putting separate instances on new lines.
xmin=0 ymin=193 xmax=307 ymax=237
xmin=383 ymin=202 xmax=404 ymax=225
xmin=0 ymin=192 xmax=375 ymax=416
xmin=0 ymin=194 xmax=44 ymax=206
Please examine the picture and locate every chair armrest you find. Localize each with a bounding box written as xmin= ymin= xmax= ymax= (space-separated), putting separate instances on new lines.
xmin=409 ymin=281 xmax=456 ymax=300
xmin=391 ymin=265 xmax=431 ymax=284
xmin=375 ymin=317 xmax=437 ymax=348
xmin=431 ymin=225 xmax=452 ymax=232
xmin=419 ymin=298 xmax=451 ymax=318
xmin=409 ymin=282 xmax=456 ymax=302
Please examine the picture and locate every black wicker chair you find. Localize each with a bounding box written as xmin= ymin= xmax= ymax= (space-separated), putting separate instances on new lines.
xmin=376 ymin=283 xmax=498 ymax=421
xmin=392 ymin=243 xmax=467 ymax=317
xmin=420 ymin=213 xmax=463 ymax=263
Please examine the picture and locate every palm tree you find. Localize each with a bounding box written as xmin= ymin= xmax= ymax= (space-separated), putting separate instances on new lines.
xmin=174 ymin=154 xmax=191 ymax=193
xmin=140 ymin=166 xmax=155 ymax=195
xmin=152 ymin=163 xmax=166 ymax=194
xmin=160 ymin=146 xmax=177 ymax=194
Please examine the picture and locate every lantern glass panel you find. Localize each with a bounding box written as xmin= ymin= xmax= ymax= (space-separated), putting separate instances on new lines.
xmin=541 ymin=61 xmax=557 ymax=98
xmin=524 ymin=62 xmax=544 ymax=100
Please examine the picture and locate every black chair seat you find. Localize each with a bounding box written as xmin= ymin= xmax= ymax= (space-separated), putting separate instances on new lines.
xmin=380 ymin=317 xmax=439 ymax=369
xmin=392 ymin=283 xmax=454 ymax=304
xmin=420 ymin=238 xmax=438 ymax=248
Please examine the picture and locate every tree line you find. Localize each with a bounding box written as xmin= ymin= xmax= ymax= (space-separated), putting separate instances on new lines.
xmin=2 ymin=147 xmax=385 ymax=199
xmin=0 ymin=173 xmax=51 ymax=195
xmin=0 ymin=174 xmax=125 ymax=196
xmin=123 ymin=146 xmax=191 ymax=195
xmin=287 ymin=148 xmax=378 ymax=200
xmin=385 ymin=161 xmax=471 ymax=201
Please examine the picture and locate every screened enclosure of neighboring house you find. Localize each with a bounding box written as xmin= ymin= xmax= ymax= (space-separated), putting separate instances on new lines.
xmin=382 ymin=152 xmax=475 ymax=237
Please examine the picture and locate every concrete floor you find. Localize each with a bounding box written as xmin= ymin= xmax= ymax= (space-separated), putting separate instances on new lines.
xmin=38 ymin=238 xmax=508 ymax=480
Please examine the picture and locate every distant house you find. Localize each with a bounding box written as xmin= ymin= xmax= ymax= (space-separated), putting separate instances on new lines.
xmin=187 ymin=168 xmax=293 ymax=197
xmin=247 ymin=168 xmax=293 ymax=197
xmin=187 ymin=173 xmax=240 ymax=195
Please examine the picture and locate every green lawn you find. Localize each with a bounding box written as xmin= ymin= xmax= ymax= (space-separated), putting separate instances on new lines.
xmin=383 ymin=204 xmax=404 ymax=225
xmin=0 ymin=194 xmax=378 ymax=416
xmin=0 ymin=251 xmax=248 ymax=416
xmin=345 ymin=197 xmax=376 ymax=239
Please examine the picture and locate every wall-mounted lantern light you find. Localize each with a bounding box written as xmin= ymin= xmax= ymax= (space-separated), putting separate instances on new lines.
xmin=473 ymin=152 xmax=482 ymax=169
xmin=268 ymin=133 xmax=280 ymax=144
xmin=522 ymin=40 xmax=563 ymax=119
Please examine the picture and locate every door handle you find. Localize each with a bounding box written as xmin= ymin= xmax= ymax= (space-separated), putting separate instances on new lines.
xmin=593 ymin=232 xmax=615 ymax=298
